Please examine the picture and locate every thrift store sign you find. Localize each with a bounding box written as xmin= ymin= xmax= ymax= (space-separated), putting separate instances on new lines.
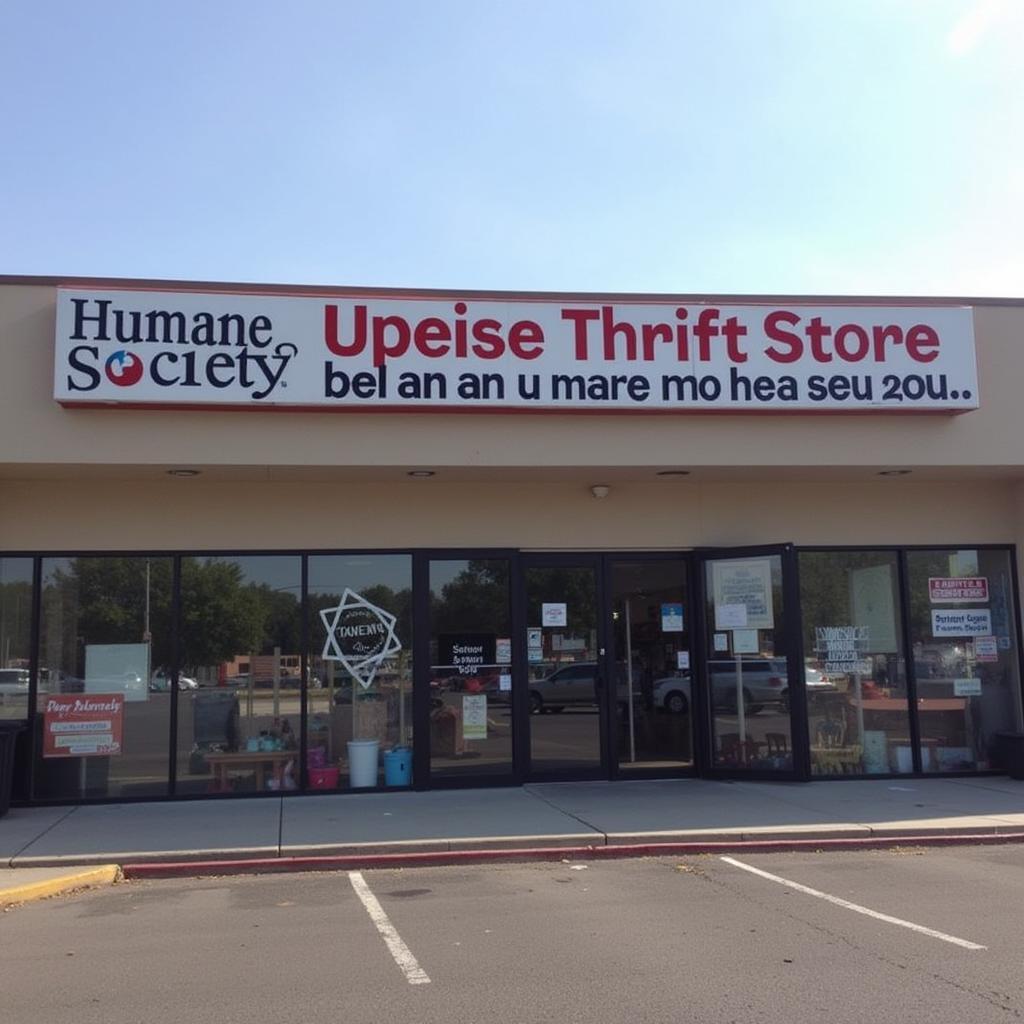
xmin=54 ymin=289 xmax=979 ymax=413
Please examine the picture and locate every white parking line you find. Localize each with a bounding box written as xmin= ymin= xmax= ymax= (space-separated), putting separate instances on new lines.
xmin=720 ymin=856 xmax=986 ymax=951
xmin=348 ymin=871 xmax=432 ymax=985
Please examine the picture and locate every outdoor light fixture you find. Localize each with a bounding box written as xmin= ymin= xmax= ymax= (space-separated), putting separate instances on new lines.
xmin=407 ymin=470 xmax=436 ymax=478
xmin=878 ymin=469 xmax=912 ymax=476
xmin=166 ymin=469 xmax=200 ymax=477
xmin=590 ymin=484 xmax=610 ymax=499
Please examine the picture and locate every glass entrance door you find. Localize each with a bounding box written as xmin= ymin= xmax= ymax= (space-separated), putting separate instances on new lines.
xmin=610 ymin=557 xmax=693 ymax=774
xmin=524 ymin=559 xmax=604 ymax=778
xmin=426 ymin=556 xmax=514 ymax=783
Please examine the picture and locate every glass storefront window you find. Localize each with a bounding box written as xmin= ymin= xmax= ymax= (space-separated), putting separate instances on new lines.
xmin=799 ymin=551 xmax=909 ymax=774
xmin=176 ymin=556 xmax=302 ymax=796
xmin=309 ymin=555 xmax=412 ymax=790
xmin=35 ymin=557 xmax=173 ymax=800
xmin=429 ymin=559 xmax=513 ymax=780
xmin=0 ymin=558 xmax=32 ymax=722
xmin=14 ymin=543 xmax=1023 ymax=801
xmin=704 ymin=554 xmax=792 ymax=770
xmin=906 ymin=549 xmax=1022 ymax=772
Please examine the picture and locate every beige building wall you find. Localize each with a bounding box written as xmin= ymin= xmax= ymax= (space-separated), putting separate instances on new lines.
xmin=0 ymin=278 xmax=1021 ymax=558
xmin=0 ymin=478 xmax=1016 ymax=552
xmin=1 ymin=280 xmax=1024 ymax=478
xmin=2 ymin=278 xmax=1023 ymax=751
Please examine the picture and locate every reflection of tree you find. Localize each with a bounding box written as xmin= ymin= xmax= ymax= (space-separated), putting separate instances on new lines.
xmin=905 ymin=551 xmax=960 ymax=640
xmin=526 ymin=567 xmax=596 ymax=633
xmin=38 ymin=558 xmax=305 ymax=676
xmin=310 ymin=584 xmax=413 ymax=651
xmin=179 ymin=559 xmax=303 ymax=669
xmin=432 ymin=560 xmax=509 ymax=634
xmin=798 ymin=552 xmax=901 ymax=656
xmin=0 ymin=576 xmax=35 ymax=663
xmin=180 ymin=559 xmax=257 ymax=669
xmin=43 ymin=558 xmax=174 ymax=672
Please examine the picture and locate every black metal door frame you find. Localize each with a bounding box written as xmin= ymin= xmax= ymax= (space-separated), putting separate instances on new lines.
xmin=412 ymin=549 xmax=521 ymax=790
xmin=517 ymin=552 xmax=610 ymax=782
xmin=601 ymin=550 xmax=698 ymax=781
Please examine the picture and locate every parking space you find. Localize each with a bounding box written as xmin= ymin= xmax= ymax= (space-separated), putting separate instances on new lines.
xmin=352 ymin=852 xmax=1024 ymax=1021
xmin=2 ymin=848 xmax=1024 ymax=1023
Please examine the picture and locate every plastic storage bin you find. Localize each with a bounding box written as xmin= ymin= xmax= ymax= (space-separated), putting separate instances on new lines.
xmin=347 ymin=739 xmax=380 ymax=788
xmin=383 ymin=746 xmax=412 ymax=787
xmin=309 ymin=766 xmax=340 ymax=789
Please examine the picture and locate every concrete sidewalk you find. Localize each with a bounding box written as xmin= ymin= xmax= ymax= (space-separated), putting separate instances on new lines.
xmin=2 ymin=776 xmax=1023 ymax=875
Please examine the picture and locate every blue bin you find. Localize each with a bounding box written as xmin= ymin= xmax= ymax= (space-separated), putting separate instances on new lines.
xmin=383 ymin=746 xmax=412 ymax=787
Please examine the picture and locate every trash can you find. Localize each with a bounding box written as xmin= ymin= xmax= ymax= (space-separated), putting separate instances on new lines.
xmin=0 ymin=722 xmax=23 ymax=818
xmin=995 ymin=732 xmax=1024 ymax=780
xmin=383 ymin=746 xmax=412 ymax=787
xmin=347 ymin=739 xmax=380 ymax=788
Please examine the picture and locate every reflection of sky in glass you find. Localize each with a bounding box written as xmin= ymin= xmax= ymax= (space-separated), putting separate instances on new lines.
xmin=1 ymin=557 xmax=33 ymax=587
xmin=193 ymin=555 xmax=301 ymax=594
xmin=429 ymin=559 xmax=511 ymax=597
xmin=43 ymin=556 xmax=175 ymax=589
xmin=308 ymin=555 xmax=412 ymax=596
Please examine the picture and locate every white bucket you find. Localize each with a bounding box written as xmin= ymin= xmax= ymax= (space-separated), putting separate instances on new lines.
xmin=347 ymin=739 xmax=380 ymax=788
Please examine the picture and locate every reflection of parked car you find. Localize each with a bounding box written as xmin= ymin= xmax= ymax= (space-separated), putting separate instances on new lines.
xmin=150 ymin=671 xmax=199 ymax=692
xmin=529 ymin=662 xmax=599 ymax=714
xmin=529 ymin=662 xmax=641 ymax=714
xmin=652 ymin=660 xmax=791 ymax=715
xmin=708 ymin=658 xmax=789 ymax=714
xmin=532 ymin=659 xmax=824 ymax=717
xmin=804 ymin=667 xmax=837 ymax=695
xmin=652 ymin=675 xmax=692 ymax=714
xmin=0 ymin=668 xmax=30 ymax=702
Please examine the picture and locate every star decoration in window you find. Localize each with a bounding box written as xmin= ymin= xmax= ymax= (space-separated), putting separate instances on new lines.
xmin=319 ymin=588 xmax=402 ymax=690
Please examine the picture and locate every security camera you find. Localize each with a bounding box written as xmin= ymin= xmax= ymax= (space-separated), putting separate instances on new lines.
xmin=590 ymin=484 xmax=610 ymax=499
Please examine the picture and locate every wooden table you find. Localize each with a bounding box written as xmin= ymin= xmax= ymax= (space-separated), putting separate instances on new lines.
xmin=203 ymin=750 xmax=295 ymax=792
xmin=856 ymin=698 xmax=967 ymax=712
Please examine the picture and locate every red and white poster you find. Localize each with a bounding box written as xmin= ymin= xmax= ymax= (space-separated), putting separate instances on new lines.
xmin=929 ymin=577 xmax=989 ymax=602
xmin=42 ymin=694 xmax=124 ymax=758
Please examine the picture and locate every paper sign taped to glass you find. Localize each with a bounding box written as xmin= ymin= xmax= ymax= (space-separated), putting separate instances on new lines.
xmin=43 ymin=694 xmax=124 ymax=758
xmin=712 ymin=559 xmax=775 ymax=630
xmin=462 ymin=695 xmax=487 ymax=740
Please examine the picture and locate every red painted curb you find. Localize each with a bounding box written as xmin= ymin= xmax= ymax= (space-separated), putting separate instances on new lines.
xmin=121 ymin=831 xmax=1024 ymax=879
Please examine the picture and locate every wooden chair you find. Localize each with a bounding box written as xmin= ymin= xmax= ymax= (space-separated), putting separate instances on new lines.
xmin=812 ymin=718 xmax=863 ymax=774
xmin=718 ymin=732 xmax=760 ymax=766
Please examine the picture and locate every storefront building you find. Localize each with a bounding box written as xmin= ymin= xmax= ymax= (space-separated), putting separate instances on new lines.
xmin=1 ymin=277 xmax=1022 ymax=803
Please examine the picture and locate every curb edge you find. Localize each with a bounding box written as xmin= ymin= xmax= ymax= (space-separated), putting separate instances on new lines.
xmin=0 ymin=865 xmax=121 ymax=907
xmin=121 ymin=830 xmax=1024 ymax=879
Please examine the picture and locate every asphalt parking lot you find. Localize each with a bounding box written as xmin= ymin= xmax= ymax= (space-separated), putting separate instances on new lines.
xmin=3 ymin=846 xmax=1023 ymax=1024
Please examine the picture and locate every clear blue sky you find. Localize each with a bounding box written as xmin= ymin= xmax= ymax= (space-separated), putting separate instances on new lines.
xmin=1 ymin=1 xmax=1021 ymax=296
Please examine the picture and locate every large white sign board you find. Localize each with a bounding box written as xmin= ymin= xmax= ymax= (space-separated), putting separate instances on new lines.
xmin=54 ymin=289 xmax=979 ymax=413
xmin=84 ymin=643 xmax=150 ymax=703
